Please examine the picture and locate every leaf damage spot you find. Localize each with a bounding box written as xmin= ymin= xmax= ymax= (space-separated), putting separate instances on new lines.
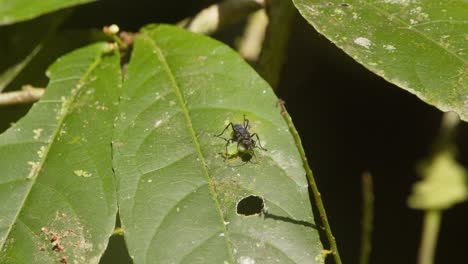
xmin=354 ymin=37 xmax=372 ymax=49
xmin=238 ymin=256 xmax=256 ymax=264
xmin=39 ymin=211 xmax=90 ymax=263
xmin=60 ymin=256 xmax=68 ymax=264
xmin=409 ymin=6 xmax=429 ymax=25
xmin=236 ymin=195 xmax=264 ymax=216
xmin=37 ymin=146 xmax=46 ymax=158
xmin=73 ymin=170 xmax=92 ymax=178
xmin=154 ymin=120 xmax=163 ymax=128
xmin=333 ymin=8 xmax=344 ymax=16
xmin=59 ymin=124 xmax=67 ymax=137
xmin=33 ymin=128 xmax=43 ymax=140
xmin=27 ymin=161 xmax=40 ymax=179
xmin=383 ymin=44 xmax=397 ymax=52
xmin=94 ymin=101 xmax=108 ymax=111
xmin=57 ymin=96 xmax=69 ymax=120
xmin=383 ymin=0 xmax=410 ymax=6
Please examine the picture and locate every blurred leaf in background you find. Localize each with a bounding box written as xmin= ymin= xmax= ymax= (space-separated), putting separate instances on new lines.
xmin=0 ymin=0 xmax=94 ymax=25
xmin=409 ymin=150 xmax=468 ymax=210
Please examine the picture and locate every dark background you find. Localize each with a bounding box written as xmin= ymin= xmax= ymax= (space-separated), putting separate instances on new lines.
xmin=1 ymin=1 xmax=467 ymax=263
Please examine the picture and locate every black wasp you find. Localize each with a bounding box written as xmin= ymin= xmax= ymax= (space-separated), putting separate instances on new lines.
xmin=215 ymin=115 xmax=267 ymax=160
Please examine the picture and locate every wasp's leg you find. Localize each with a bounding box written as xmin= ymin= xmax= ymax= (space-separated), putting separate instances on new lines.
xmin=215 ymin=122 xmax=235 ymax=138
xmin=243 ymin=115 xmax=250 ymax=130
xmin=250 ymin=148 xmax=259 ymax=164
xmin=250 ymin=133 xmax=267 ymax=151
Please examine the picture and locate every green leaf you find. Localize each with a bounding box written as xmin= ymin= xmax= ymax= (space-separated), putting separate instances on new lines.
xmin=293 ymin=0 xmax=468 ymax=121
xmin=0 ymin=13 xmax=66 ymax=92
xmin=0 ymin=43 xmax=120 ymax=263
xmin=0 ymin=0 xmax=94 ymax=25
xmin=3 ymin=29 xmax=108 ymax=92
xmin=113 ymin=24 xmax=322 ymax=263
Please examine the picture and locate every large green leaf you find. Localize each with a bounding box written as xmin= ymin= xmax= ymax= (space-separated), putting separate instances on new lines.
xmin=0 ymin=0 xmax=94 ymax=25
xmin=293 ymin=0 xmax=468 ymax=121
xmin=113 ymin=24 xmax=322 ymax=264
xmin=0 ymin=43 xmax=120 ymax=263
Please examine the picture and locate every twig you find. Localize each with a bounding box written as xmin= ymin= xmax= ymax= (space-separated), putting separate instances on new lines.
xmin=0 ymin=85 xmax=45 ymax=105
xmin=256 ymin=0 xmax=296 ymax=89
xmin=277 ymin=100 xmax=342 ymax=264
xmin=103 ymin=24 xmax=133 ymax=50
xmin=418 ymin=210 xmax=441 ymax=264
xmin=178 ymin=0 xmax=265 ymax=35
xmin=238 ymin=9 xmax=269 ymax=62
xmin=433 ymin=111 xmax=460 ymax=151
xmin=414 ymin=111 xmax=461 ymax=264
xmin=360 ymin=172 xmax=374 ymax=264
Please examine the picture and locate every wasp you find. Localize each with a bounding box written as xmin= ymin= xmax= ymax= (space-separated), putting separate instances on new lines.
xmin=215 ymin=115 xmax=267 ymax=160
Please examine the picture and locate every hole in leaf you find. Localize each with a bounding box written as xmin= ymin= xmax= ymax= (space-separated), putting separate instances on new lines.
xmin=236 ymin=195 xmax=264 ymax=216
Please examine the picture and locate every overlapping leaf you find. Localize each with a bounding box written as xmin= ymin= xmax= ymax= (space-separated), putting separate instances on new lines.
xmin=0 ymin=0 xmax=94 ymax=25
xmin=113 ymin=25 xmax=322 ymax=264
xmin=0 ymin=43 xmax=120 ymax=263
xmin=293 ymin=0 xmax=468 ymax=121
xmin=3 ymin=29 xmax=108 ymax=93
xmin=0 ymin=13 xmax=65 ymax=91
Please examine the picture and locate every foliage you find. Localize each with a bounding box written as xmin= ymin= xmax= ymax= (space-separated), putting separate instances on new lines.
xmin=293 ymin=0 xmax=468 ymax=121
xmin=0 ymin=43 xmax=119 ymax=263
xmin=0 ymin=0 xmax=466 ymax=263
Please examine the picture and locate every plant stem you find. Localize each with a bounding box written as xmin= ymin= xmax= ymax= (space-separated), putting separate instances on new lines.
xmin=360 ymin=172 xmax=374 ymax=264
xmin=277 ymin=101 xmax=342 ymax=264
xmin=238 ymin=9 xmax=269 ymax=62
xmin=255 ymin=2 xmax=339 ymax=260
xmin=0 ymin=85 xmax=45 ymax=105
xmin=418 ymin=210 xmax=441 ymax=264
xmin=414 ymin=112 xmax=459 ymax=264
xmin=256 ymin=0 xmax=296 ymax=89
xmin=178 ymin=0 xmax=265 ymax=35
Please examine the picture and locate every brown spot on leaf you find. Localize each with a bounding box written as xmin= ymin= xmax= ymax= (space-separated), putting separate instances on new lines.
xmin=38 ymin=210 xmax=89 ymax=262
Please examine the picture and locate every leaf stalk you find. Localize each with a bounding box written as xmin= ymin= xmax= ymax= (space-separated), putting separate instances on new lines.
xmin=277 ymin=101 xmax=342 ymax=264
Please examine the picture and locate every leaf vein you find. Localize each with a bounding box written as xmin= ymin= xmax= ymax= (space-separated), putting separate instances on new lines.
xmin=142 ymin=31 xmax=235 ymax=262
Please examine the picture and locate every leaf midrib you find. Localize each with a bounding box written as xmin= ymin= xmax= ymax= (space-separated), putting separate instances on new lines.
xmin=0 ymin=50 xmax=104 ymax=252
xmin=142 ymin=31 xmax=235 ymax=263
